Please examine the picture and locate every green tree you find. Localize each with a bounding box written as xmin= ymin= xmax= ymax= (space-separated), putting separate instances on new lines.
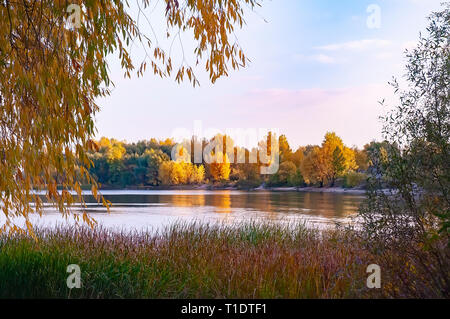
xmin=288 ymin=169 xmax=304 ymax=187
xmin=331 ymin=146 xmax=346 ymax=186
xmin=275 ymin=161 xmax=297 ymax=185
xmin=359 ymin=5 xmax=450 ymax=297
xmin=144 ymin=149 xmax=170 ymax=186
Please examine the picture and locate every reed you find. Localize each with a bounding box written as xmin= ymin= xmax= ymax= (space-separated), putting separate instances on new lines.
xmin=0 ymin=221 xmax=430 ymax=298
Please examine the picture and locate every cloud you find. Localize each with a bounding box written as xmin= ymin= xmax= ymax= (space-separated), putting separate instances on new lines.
xmin=293 ymin=53 xmax=337 ymax=64
xmin=402 ymin=40 xmax=418 ymax=51
xmin=312 ymin=54 xmax=336 ymax=64
xmin=223 ymin=84 xmax=396 ymax=148
xmin=374 ymin=52 xmax=395 ymax=60
xmin=316 ymin=39 xmax=391 ymax=51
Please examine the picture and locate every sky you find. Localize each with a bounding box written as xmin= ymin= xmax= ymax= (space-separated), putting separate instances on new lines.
xmin=95 ymin=0 xmax=445 ymax=149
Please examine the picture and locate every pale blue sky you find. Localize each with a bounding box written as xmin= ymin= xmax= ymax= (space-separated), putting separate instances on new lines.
xmin=95 ymin=0 xmax=444 ymax=148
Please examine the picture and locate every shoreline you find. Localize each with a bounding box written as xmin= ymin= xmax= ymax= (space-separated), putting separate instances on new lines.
xmin=264 ymin=186 xmax=367 ymax=195
xmin=97 ymin=184 xmax=367 ymax=195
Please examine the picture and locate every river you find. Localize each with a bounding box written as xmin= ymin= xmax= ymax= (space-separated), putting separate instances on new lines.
xmin=10 ymin=190 xmax=365 ymax=232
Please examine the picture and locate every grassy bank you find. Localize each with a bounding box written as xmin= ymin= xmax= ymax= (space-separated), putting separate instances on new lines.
xmin=0 ymin=222 xmax=442 ymax=298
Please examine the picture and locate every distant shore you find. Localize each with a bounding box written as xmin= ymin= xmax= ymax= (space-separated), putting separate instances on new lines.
xmin=97 ymin=184 xmax=367 ymax=195
xmin=263 ymin=186 xmax=367 ymax=195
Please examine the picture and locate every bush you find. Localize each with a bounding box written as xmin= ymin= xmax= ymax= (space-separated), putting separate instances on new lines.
xmin=343 ymin=171 xmax=367 ymax=188
xmin=288 ymin=169 xmax=305 ymax=187
xmin=266 ymin=162 xmax=304 ymax=187
xmin=236 ymin=179 xmax=261 ymax=190
xmin=359 ymin=5 xmax=450 ymax=298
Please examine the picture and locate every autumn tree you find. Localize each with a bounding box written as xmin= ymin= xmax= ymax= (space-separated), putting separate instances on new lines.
xmin=0 ymin=0 xmax=258 ymax=233
xmin=300 ymin=132 xmax=357 ymax=186
xmin=267 ymin=135 xmax=298 ymax=186
xmin=188 ymin=165 xmax=205 ymax=184
xmin=104 ymin=138 xmax=127 ymax=161
xmin=354 ymin=147 xmax=369 ymax=171
xmin=291 ymin=147 xmax=305 ymax=168
xmin=209 ymin=154 xmax=231 ymax=182
xmin=96 ymin=138 xmax=126 ymax=185
xmin=158 ymin=161 xmax=181 ymax=185
xmin=278 ymin=134 xmax=292 ymax=163
xmin=301 ymin=146 xmax=328 ymax=186
xmin=158 ymin=161 xmax=204 ymax=185
xmin=256 ymin=131 xmax=280 ymax=176
xmin=322 ymin=132 xmax=357 ymax=185
xmin=203 ymin=134 xmax=233 ymax=182
xmin=144 ymin=148 xmax=170 ymax=185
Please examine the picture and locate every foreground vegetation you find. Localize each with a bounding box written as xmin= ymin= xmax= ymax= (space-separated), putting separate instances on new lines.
xmin=0 ymin=222 xmax=447 ymax=299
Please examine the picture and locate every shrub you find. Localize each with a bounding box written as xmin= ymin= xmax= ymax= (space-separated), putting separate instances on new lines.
xmin=343 ymin=171 xmax=367 ymax=188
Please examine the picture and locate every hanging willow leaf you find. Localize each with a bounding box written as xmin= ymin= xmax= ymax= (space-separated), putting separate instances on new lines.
xmin=0 ymin=0 xmax=258 ymax=235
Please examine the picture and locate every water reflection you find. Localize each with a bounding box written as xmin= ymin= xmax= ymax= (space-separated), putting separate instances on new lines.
xmin=16 ymin=190 xmax=365 ymax=231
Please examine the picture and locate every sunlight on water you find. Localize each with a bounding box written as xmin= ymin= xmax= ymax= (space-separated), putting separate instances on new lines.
xmin=2 ymin=190 xmax=365 ymax=232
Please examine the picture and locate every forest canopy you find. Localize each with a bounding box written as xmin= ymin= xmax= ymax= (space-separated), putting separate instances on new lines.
xmin=86 ymin=132 xmax=374 ymax=189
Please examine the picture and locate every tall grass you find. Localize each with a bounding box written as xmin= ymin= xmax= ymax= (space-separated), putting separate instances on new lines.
xmin=0 ymin=221 xmax=437 ymax=298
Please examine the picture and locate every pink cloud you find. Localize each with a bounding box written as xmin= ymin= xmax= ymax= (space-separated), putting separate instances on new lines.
xmin=223 ymin=84 xmax=395 ymax=148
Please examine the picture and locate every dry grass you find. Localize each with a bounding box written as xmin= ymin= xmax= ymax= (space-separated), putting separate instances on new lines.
xmin=0 ymin=221 xmax=438 ymax=298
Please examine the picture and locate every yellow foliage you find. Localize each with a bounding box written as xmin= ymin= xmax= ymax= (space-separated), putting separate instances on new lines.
xmin=210 ymin=155 xmax=231 ymax=182
xmin=342 ymin=147 xmax=358 ymax=171
xmin=98 ymin=137 xmax=112 ymax=149
xmin=189 ymin=165 xmax=206 ymax=184
xmin=300 ymin=132 xmax=358 ymax=186
xmin=107 ymin=140 xmax=126 ymax=161
xmin=301 ymin=147 xmax=329 ymax=185
xmin=158 ymin=161 xmax=205 ymax=185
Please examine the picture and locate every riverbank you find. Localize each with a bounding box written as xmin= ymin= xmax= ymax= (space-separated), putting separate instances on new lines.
xmin=96 ymin=184 xmax=367 ymax=195
xmin=263 ymin=186 xmax=367 ymax=195
xmin=0 ymin=222 xmax=441 ymax=298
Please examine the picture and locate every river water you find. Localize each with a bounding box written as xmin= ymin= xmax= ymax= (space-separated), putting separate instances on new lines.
xmin=9 ymin=190 xmax=365 ymax=232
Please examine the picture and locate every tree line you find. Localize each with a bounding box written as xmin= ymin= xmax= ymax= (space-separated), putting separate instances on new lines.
xmin=86 ymin=132 xmax=387 ymax=189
